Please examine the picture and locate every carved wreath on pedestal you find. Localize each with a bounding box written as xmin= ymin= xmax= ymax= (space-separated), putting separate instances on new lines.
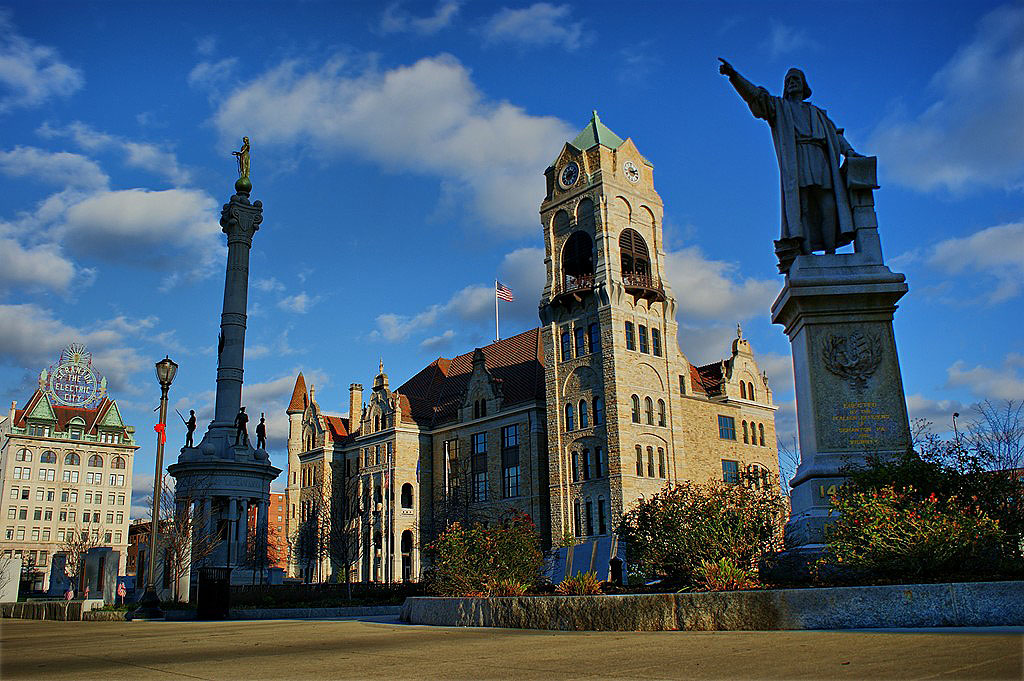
xmin=821 ymin=330 xmax=882 ymax=391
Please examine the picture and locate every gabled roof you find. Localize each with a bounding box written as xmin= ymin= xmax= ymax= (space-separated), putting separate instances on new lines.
xmin=287 ymin=372 xmax=308 ymax=414
xmin=570 ymin=110 xmax=624 ymax=151
xmin=323 ymin=415 xmax=349 ymax=442
xmin=25 ymin=391 xmax=56 ymax=421
xmin=695 ymin=361 xmax=725 ymax=396
xmin=14 ymin=390 xmax=129 ymax=435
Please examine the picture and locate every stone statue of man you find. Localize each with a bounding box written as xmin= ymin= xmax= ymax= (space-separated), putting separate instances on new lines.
xmin=234 ymin=406 xmax=249 ymax=446
xmin=719 ymin=59 xmax=863 ymax=255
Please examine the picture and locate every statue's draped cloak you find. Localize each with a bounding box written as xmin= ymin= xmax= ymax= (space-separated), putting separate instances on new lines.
xmin=745 ymin=88 xmax=855 ymax=250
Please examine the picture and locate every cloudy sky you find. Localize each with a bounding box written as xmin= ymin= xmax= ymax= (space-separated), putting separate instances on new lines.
xmin=1 ymin=1 xmax=1021 ymax=515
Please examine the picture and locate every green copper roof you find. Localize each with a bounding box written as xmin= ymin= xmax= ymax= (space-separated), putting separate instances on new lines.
xmin=570 ymin=110 xmax=624 ymax=151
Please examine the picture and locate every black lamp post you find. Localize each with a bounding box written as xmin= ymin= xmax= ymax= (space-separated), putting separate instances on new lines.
xmin=132 ymin=356 xmax=177 ymax=620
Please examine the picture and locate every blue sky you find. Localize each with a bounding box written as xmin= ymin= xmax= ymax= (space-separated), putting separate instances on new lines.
xmin=1 ymin=1 xmax=1021 ymax=514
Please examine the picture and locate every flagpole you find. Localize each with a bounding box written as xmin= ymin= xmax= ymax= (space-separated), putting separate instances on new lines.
xmin=494 ymin=279 xmax=499 ymax=342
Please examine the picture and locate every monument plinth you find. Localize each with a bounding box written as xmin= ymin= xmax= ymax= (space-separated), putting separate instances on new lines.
xmin=169 ymin=141 xmax=280 ymax=584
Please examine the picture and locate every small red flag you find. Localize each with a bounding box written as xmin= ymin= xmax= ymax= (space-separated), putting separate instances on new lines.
xmin=154 ymin=422 xmax=166 ymax=444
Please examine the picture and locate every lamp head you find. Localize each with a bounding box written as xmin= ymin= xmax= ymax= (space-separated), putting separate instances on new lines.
xmin=155 ymin=356 xmax=178 ymax=388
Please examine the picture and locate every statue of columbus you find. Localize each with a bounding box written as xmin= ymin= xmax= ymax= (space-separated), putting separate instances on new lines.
xmin=719 ymin=59 xmax=864 ymax=256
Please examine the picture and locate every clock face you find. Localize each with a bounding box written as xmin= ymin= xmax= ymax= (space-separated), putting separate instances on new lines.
xmin=623 ymin=160 xmax=640 ymax=184
xmin=559 ymin=161 xmax=580 ymax=189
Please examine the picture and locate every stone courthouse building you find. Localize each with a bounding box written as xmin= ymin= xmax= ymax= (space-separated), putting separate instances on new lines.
xmin=286 ymin=113 xmax=779 ymax=582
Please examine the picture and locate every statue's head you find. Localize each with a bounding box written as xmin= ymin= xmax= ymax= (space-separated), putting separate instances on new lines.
xmin=784 ymin=68 xmax=812 ymax=100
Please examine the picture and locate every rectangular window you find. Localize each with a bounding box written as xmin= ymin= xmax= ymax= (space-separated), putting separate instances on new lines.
xmin=658 ymin=448 xmax=666 ymax=478
xmin=585 ymin=499 xmax=594 ymax=536
xmin=635 ymin=446 xmax=644 ymax=476
xmin=117 ymin=475 xmax=124 ymax=486
xmin=42 ymin=531 xmax=50 ymax=542
xmin=70 ymin=491 xmax=78 ymax=503
xmin=651 ymin=328 xmax=662 ymax=356
xmin=106 ymin=512 xmax=114 ymax=524
xmin=560 ymin=330 xmax=572 ymax=361
xmin=722 ymin=460 xmax=740 ymax=485
xmin=595 ymin=446 xmax=605 ymax=478
xmin=58 ymin=530 xmax=65 ymax=542
xmin=588 ymin=323 xmax=600 ymax=354
xmin=625 ymin=321 xmax=636 ymax=350
xmin=33 ymin=509 xmax=41 ymax=520
xmin=582 ymin=449 xmax=591 ymax=480
xmin=31 ymin=529 xmax=40 ymax=541
xmin=718 ymin=415 xmax=737 ymax=440
xmin=8 ymin=488 xmax=16 ymax=499
xmin=114 ymin=531 xmax=122 ymax=543
xmin=35 ymin=489 xmax=43 ymax=501
xmin=117 ymin=494 xmax=125 ymax=505
xmin=19 ymin=508 xmax=26 ymax=520
xmin=638 ymin=325 xmax=649 ymax=353
xmin=44 ymin=510 xmax=52 ymax=521
xmin=116 ymin=512 xmax=123 ymax=524
xmin=71 ymin=471 xmax=79 ymax=483
xmin=43 ymin=469 xmax=54 ymax=481
xmin=647 ymin=449 xmax=655 ymax=478
xmin=472 ymin=433 xmax=487 ymax=502
xmin=16 ymin=529 xmax=25 ymax=541
xmin=21 ymin=489 xmax=28 ymax=500
xmin=6 ymin=508 xmax=14 ymax=519
xmin=46 ymin=489 xmax=54 ymax=500
xmin=575 ymin=326 xmax=586 ymax=356
xmin=597 ymin=498 xmax=607 ymax=534
xmin=85 ymin=492 xmax=93 ymax=504
xmin=108 ymin=493 xmax=115 ymax=505
xmin=59 ymin=510 xmax=67 ymax=522
xmin=680 ymin=375 xmax=686 ymax=395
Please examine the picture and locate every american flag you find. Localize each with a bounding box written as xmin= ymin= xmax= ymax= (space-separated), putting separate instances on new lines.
xmin=496 ymin=281 xmax=515 ymax=302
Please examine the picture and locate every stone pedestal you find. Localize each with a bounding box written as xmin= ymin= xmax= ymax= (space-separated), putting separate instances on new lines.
xmin=771 ymin=254 xmax=911 ymax=552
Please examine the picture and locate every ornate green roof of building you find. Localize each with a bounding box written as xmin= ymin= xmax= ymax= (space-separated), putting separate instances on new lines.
xmin=570 ymin=110 xmax=624 ymax=151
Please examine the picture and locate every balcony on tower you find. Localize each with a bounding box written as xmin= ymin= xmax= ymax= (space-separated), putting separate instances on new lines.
xmin=552 ymin=230 xmax=595 ymax=307
xmin=620 ymin=228 xmax=665 ymax=302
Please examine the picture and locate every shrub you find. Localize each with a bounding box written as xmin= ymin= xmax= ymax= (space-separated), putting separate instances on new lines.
xmin=555 ymin=571 xmax=602 ymax=595
xmin=822 ymin=484 xmax=1006 ymax=580
xmin=693 ymin=557 xmax=759 ymax=591
xmin=617 ymin=481 xmax=786 ymax=587
xmin=486 ymin=579 xmax=529 ymax=597
xmin=425 ymin=511 xmax=543 ymax=596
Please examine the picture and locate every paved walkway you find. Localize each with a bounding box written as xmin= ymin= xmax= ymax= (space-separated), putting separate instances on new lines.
xmin=1 ymin=616 xmax=1020 ymax=680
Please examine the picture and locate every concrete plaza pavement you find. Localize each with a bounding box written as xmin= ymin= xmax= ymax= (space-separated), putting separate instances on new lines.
xmin=1 ymin=616 xmax=1021 ymax=680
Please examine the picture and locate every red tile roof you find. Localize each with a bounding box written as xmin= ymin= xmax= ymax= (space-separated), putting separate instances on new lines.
xmin=287 ymin=373 xmax=308 ymax=413
xmin=396 ymin=328 xmax=545 ymax=427
xmin=323 ymin=415 xmax=348 ymax=442
xmin=14 ymin=391 xmax=127 ymax=435
xmin=695 ymin=361 xmax=725 ymax=396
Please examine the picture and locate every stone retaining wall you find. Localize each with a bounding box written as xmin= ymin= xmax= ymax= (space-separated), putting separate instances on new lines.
xmin=1 ymin=599 xmax=104 ymax=621
xmin=401 ymin=581 xmax=1024 ymax=631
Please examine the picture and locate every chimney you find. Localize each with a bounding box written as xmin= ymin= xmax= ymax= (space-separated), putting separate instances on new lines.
xmin=349 ymin=383 xmax=363 ymax=433
xmin=9 ymin=400 xmax=15 ymax=425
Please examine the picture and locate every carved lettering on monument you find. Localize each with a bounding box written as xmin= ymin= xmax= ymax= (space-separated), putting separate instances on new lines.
xmin=821 ymin=331 xmax=881 ymax=390
xmin=831 ymin=401 xmax=892 ymax=449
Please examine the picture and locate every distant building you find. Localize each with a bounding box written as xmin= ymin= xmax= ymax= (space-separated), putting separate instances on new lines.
xmin=249 ymin=492 xmax=286 ymax=570
xmin=0 ymin=345 xmax=137 ymax=590
xmin=285 ymin=113 xmax=780 ymax=583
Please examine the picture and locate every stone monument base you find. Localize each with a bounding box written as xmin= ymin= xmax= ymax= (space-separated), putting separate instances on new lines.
xmin=772 ymin=254 xmax=911 ymax=554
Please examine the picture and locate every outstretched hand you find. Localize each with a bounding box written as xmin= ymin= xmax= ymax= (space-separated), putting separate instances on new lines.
xmin=718 ymin=57 xmax=735 ymax=76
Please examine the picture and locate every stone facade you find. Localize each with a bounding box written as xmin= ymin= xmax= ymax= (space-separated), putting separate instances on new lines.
xmin=286 ymin=113 xmax=779 ymax=582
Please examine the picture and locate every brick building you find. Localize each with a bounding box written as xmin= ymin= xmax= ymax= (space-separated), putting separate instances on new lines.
xmin=286 ymin=113 xmax=779 ymax=582
xmin=0 ymin=345 xmax=136 ymax=590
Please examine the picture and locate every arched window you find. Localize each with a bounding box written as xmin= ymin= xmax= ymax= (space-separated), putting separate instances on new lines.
xmin=658 ymin=448 xmax=666 ymax=478
xmin=579 ymin=400 xmax=589 ymax=428
xmin=561 ymin=331 xmax=572 ymax=361
xmin=759 ymin=423 xmax=765 ymax=446
xmin=631 ymin=395 xmax=641 ymax=423
xmin=582 ymin=448 xmax=591 ymax=480
xmin=565 ymin=403 xmax=575 ymax=431
xmin=401 ymin=530 xmax=413 ymax=553
xmin=635 ymin=445 xmax=643 ymax=476
xmin=585 ymin=498 xmax=594 ymax=536
xmin=40 ymin=451 xmax=56 ymax=464
xmin=740 ymin=382 xmax=747 ymax=399
xmin=595 ymin=446 xmax=605 ymax=478
xmin=742 ymin=421 xmax=749 ymax=444
xmin=16 ymin=449 xmax=31 ymax=462
xmin=573 ymin=498 xmax=583 ymax=537
xmin=111 ymin=456 xmax=126 ymax=470
xmin=657 ymin=399 xmax=666 ymax=427
xmin=571 ymin=450 xmax=580 ymax=483
xmin=374 ymin=414 xmax=380 ymax=431
xmin=401 ymin=483 xmax=413 ymax=509
xmin=64 ymin=452 xmax=80 ymax=466
xmin=593 ymin=396 xmax=605 ymax=425
xmin=644 ymin=397 xmax=654 ymax=425
xmin=562 ymin=230 xmax=595 ymax=289
xmin=575 ymin=326 xmax=586 ymax=356
xmin=88 ymin=455 xmax=102 ymax=467
xmin=588 ymin=323 xmax=600 ymax=354
xmin=619 ymin=228 xmax=650 ymax=278
xmin=597 ymin=496 xmax=607 ymax=535
xmin=749 ymin=382 xmax=756 ymax=401
xmin=480 ymin=400 xmax=486 ymax=417
xmin=647 ymin=447 xmax=655 ymax=477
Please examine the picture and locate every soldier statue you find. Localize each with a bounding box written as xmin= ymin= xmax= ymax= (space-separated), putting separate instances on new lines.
xmin=234 ymin=406 xmax=249 ymax=446
xmin=255 ymin=413 xmax=267 ymax=450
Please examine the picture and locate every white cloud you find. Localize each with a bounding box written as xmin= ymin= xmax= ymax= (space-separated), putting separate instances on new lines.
xmin=254 ymin=277 xmax=286 ymax=293
xmin=420 ymin=329 xmax=457 ymax=352
xmin=380 ymin=0 xmax=461 ymax=35
xmin=946 ymin=354 xmax=1024 ymax=402
xmin=926 ymin=222 xmax=1024 ymax=303
xmin=240 ymin=368 xmax=329 ymax=454
xmin=0 ymin=236 xmax=77 ymax=293
xmin=481 ymin=3 xmax=586 ymax=50
xmin=764 ymin=22 xmax=817 ymax=58
xmin=277 ymin=292 xmax=319 ymax=314
xmin=664 ymin=246 xmax=778 ymax=321
xmin=196 ymin=35 xmax=217 ymax=57
xmin=869 ymin=5 xmax=1024 ymax=193
xmin=212 ymin=54 xmax=572 ymax=234
xmin=0 ymin=303 xmax=147 ymax=393
xmin=0 ymin=10 xmax=83 ymax=114
xmin=0 ymin=145 xmax=108 ymax=189
xmin=905 ymin=394 xmax=966 ymax=430
xmin=187 ymin=57 xmax=239 ymax=91
xmin=58 ymin=188 xmax=222 ymax=274
xmin=37 ymin=121 xmax=191 ymax=186
xmin=758 ymin=351 xmax=793 ymax=397
xmin=373 ymin=282 xmax=494 ymax=342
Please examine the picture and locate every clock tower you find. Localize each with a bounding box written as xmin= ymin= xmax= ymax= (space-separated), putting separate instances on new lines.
xmin=539 ymin=111 xmax=778 ymax=546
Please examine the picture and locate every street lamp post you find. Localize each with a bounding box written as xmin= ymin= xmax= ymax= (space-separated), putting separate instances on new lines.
xmin=132 ymin=356 xmax=178 ymax=620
